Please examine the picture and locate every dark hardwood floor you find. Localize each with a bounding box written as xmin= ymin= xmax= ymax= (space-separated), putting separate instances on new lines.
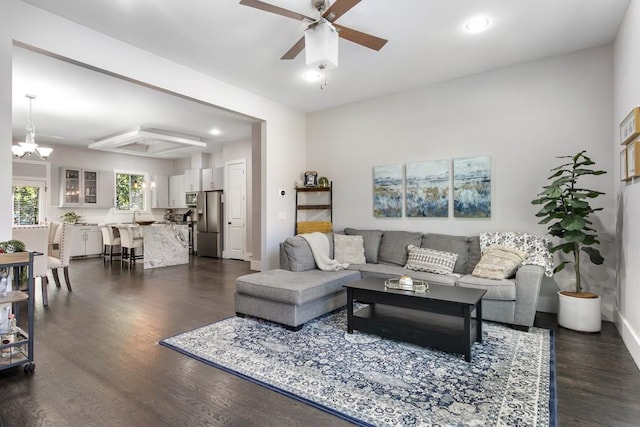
xmin=0 ymin=257 xmax=639 ymax=426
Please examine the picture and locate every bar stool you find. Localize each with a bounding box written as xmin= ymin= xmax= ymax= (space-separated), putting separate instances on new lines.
xmin=99 ymin=224 xmax=121 ymax=264
xmin=115 ymin=225 xmax=143 ymax=267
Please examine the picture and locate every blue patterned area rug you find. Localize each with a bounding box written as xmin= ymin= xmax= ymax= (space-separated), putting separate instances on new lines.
xmin=160 ymin=309 xmax=556 ymax=427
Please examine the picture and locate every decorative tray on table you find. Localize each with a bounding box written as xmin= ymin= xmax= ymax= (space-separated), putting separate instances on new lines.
xmin=385 ymin=276 xmax=429 ymax=293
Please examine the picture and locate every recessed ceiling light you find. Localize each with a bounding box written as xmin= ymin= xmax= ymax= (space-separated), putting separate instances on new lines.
xmin=465 ymin=16 xmax=490 ymax=34
xmin=302 ymin=70 xmax=323 ymax=82
xmin=209 ymin=128 xmax=221 ymax=136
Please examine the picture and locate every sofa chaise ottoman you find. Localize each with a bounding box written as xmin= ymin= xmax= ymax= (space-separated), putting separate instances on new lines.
xmin=234 ymin=268 xmax=360 ymax=330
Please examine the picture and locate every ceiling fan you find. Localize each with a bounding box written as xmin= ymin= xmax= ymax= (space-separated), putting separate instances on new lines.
xmin=239 ymin=0 xmax=387 ymax=66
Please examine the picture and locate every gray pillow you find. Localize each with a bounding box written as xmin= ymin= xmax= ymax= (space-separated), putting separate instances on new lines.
xmin=378 ymin=231 xmax=423 ymax=266
xmin=282 ymin=236 xmax=316 ymax=272
xmin=467 ymin=236 xmax=482 ymax=274
xmin=343 ymin=228 xmax=383 ymax=263
xmin=422 ymin=233 xmax=469 ymax=274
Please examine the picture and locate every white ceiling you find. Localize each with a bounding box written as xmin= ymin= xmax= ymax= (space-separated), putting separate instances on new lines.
xmin=12 ymin=0 xmax=630 ymax=158
xmin=12 ymin=47 xmax=257 ymax=157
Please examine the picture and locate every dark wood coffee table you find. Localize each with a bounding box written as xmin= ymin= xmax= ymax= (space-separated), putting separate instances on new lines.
xmin=344 ymin=277 xmax=486 ymax=362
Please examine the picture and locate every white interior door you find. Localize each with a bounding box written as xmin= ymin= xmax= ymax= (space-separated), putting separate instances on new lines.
xmin=225 ymin=159 xmax=246 ymax=260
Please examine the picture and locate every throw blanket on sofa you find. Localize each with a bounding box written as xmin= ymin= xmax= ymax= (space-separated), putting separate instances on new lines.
xmin=300 ymin=232 xmax=349 ymax=271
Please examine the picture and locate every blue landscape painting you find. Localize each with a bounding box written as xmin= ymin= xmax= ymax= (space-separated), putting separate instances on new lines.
xmin=406 ymin=160 xmax=449 ymax=217
xmin=453 ymin=156 xmax=491 ymax=218
xmin=373 ymin=165 xmax=403 ymax=217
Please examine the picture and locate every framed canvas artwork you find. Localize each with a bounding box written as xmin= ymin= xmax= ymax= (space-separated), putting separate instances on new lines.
xmin=373 ymin=165 xmax=403 ymax=218
xmin=453 ymin=156 xmax=491 ymax=218
xmin=405 ymin=160 xmax=450 ymax=217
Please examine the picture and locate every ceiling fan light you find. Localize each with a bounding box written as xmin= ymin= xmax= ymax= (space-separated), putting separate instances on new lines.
xmin=302 ymin=69 xmax=323 ymax=82
xmin=305 ymin=21 xmax=338 ymax=70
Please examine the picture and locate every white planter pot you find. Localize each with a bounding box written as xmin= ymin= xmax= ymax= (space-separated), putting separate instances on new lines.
xmin=557 ymin=291 xmax=601 ymax=332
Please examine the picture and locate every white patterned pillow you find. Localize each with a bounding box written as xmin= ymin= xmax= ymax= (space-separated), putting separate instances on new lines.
xmin=472 ymin=245 xmax=528 ymax=280
xmin=334 ymin=234 xmax=366 ymax=264
xmin=405 ymin=245 xmax=458 ymax=275
xmin=480 ymin=232 xmax=554 ymax=277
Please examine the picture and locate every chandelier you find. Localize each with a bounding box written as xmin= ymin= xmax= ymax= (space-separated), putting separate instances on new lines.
xmin=12 ymin=94 xmax=53 ymax=160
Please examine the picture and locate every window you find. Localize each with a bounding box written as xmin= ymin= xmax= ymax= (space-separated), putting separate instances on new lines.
xmin=12 ymin=180 xmax=46 ymax=225
xmin=115 ymin=172 xmax=147 ymax=211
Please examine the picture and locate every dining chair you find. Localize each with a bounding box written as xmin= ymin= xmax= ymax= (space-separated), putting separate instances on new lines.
xmin=47 ymin=221 xmax=73 ymax=291
xmin=116 ymin=224 xmax=143 ymax=267
xmin=12 ymin=225 xmax=50 ymax=305
xmin=99 ymin=223 xmax=121 ymax=264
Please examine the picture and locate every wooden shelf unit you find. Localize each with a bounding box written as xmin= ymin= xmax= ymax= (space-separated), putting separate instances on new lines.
xmin=295 ymin=183 xmax=333 ymax=234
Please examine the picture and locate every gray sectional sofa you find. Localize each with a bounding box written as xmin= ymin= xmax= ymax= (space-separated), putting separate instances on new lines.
xmin=234 ymin=228 xmax=545 ymax=331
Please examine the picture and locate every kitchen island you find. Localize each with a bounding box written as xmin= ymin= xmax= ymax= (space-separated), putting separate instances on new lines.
xmin=140 ymin=223 xmax=189 ymax=269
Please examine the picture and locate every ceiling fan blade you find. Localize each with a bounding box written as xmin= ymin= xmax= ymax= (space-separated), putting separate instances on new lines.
xmin=322 ymin=0 xmax=360 ymax=22
xmin=281 ymin=36 xmax=305 ymax=60
xmin=239 ymin=0 xmax=314 ymax=22
xmin=333 ymin=23 xmax=388 ymax=51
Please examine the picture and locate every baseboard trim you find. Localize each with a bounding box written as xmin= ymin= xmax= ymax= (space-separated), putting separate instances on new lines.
xmin=536 ymin=295 xmax=558 ymax=314
xmin=615 ymin=309 xmax=640 ymax=370
xmin=250 ymin=260 xmax=262 ymax=272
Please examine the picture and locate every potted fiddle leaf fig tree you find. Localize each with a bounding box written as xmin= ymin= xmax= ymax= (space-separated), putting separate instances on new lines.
xmin=531 ymin=150 xmax=606 ymax=332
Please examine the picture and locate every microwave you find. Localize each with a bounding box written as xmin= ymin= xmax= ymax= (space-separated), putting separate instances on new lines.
xmin=185 ymin=192 xmax=198 ymax=207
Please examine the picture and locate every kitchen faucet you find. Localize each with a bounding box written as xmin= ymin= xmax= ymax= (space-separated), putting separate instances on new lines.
xmin=133 ymin=210 xmax=140 ymax=223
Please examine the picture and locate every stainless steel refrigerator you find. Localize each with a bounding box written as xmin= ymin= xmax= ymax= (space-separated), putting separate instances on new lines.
xmin=196 ymin=190 xmax=223 ymax=257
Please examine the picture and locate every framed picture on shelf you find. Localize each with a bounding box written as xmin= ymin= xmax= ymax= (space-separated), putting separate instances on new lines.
xmin=620 ymin=107 xmax=640 ymax=145
xmin=628 ymin=141 xmax=639 ymax=178
xmin=620 ymin=149 xmax=628 ymax=181
xmin=304 ymin=171 xmax=318 ymax=187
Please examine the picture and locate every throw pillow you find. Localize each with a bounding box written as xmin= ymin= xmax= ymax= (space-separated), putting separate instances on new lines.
xmin=405 ymin=245 xmax=459 ymax=275
xmin=472 ymin=244 xmax=528 ymax=280
xmin=344 ymin=228 xmax=383 ymax=263
xmin=480 ymin=232 xmax=553 ymax=277
xmin=334 ymin=234 xmax=366 ymax=264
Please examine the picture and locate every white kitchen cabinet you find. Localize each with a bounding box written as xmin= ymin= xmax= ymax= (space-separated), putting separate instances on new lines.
xmin=70 ymin=225 xmax=103 ymax=258
xmin=60 ymin=167 xmax=113 ymax=208
xmin=202 ymin=167 xmax=223 ymax=191
xmin=169 ymin=174 xmax=187 ymax=208
xmin=184 ymin=168 xmax=202 ymax=192
xmin=98 ymin=170 xmax=115 ymax=208
xmin=59 ymin=167 xmax=82 ymax=206
xmin=151 ymin=175 xmax=170 ymax=208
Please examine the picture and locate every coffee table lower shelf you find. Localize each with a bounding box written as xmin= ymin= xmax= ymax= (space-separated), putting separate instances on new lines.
xmin=350 ymin=304 xmax=480 ymax=361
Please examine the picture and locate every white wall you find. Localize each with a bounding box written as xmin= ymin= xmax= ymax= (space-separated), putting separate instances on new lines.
xmin=614 ymin=0 xmax=640 ymax=368
xmin=308 ymin=46 xmax=615 ymax=318
xmin=0 ymin=0 xmax=306 ymax=269
xmin=0 ymin=8 xmax=13 ymax=240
